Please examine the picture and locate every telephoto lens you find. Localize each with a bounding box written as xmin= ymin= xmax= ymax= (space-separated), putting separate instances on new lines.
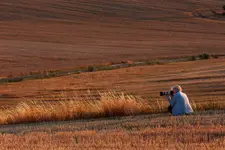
xmin=160 ymin=91 xmax=173 ymax=96
xmin=160 ymin=92 xmax=167 ymax=96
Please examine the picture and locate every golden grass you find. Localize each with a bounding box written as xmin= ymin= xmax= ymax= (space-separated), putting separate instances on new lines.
xmin=0 ymin=126 xmax=224 ymax=150
xmin=0 ymin=91 xmax=150 ymax=125
xmin=0 ymin=109 xmax=224 ymax=149
xmin=0 ymin=91 xmax=224 ymax=125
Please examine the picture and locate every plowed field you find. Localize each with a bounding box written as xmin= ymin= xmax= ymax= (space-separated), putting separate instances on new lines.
xmin=1 ymin=0 xmax=225 ymax=77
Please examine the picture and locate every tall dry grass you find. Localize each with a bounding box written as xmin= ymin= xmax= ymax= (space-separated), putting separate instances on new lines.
xmin=0 ymin=91 xmax=224 ymax=125
xmin=0 ymin=91 xmax=153 ymax=125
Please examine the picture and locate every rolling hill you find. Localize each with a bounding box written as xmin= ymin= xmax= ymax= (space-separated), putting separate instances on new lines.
xmin=0 ymin=0 xmax=225 ymax=77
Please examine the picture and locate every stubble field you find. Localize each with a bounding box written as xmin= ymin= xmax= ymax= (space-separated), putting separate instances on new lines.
xmin=0 ymin=0 xmax=225 ymax=149
xmin=0 ymin=110 xmax=225 ymax=149
xmin=1 ymin=58 xmax=225 ymax=108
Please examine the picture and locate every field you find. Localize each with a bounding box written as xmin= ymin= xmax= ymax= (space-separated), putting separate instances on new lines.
xmin=0 ymin=110 xmax=225 ymax=149
xmin=1 ymin=0 xmax=225 ymax=149
xmin=1 ymin=0 xmax=225 ymax=77
xmin=1 ymin=58 xmax=225 ymax=108
xmin=0 ymin=58 xmax=225 ymax=149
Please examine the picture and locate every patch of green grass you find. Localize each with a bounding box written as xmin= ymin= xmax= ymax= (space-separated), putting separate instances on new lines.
xmin=146 ymin=60 xmax=161 ymax=65
xmin=0 ymin=77 xmax=24 ymax=83
xmin=199 ymin=53 xmax=210 ymax=60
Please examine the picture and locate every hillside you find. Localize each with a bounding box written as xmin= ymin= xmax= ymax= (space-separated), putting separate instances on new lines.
xmin=0 ymin=0 xmax=225 ymax=77
xmin=1 ymin=58 xmax=225 ymax=108
xmin=1 ymin=1 xmax=225 ymax=148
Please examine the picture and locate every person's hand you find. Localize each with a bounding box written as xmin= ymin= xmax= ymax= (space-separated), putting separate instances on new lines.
xmin=164 ymin=95 xmax=170 ymax=101
xmin=166 ymin=95 xmax=171 ymax=101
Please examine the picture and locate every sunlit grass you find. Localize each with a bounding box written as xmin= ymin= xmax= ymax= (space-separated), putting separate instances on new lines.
xmin=0 ymin=91 xmax=150 ymax=125
xmin=0 ymin=126 xmax=224 ymax=149
xmin=0 ymin=91 xmax=224 ymax=125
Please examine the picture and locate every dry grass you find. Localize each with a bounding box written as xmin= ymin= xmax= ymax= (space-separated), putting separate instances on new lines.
xmin=1 ymin=1 xmax=225 ymax=149
xmin=0 ymin=91 xmax=150 ymax=125
xmin=0 ymin=91 xmax=224 ymax=125
xmin=0 ymin=110 xmax=225 ymax=150
xmin=1 ymin=58 xmax=225 ymax=108
xmin=0 ymin=128 xmax=224 ymax=150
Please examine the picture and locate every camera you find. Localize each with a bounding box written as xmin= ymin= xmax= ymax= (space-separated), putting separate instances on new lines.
xmin=160 ymin=91 xmax=174 ymax=96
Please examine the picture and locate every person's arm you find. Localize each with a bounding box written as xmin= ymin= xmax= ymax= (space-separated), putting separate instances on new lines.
xmin=168 ymin=95 xmax=176 ymax=107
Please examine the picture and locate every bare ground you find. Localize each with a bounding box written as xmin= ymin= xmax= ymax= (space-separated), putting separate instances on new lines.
xmin=0 ymin=0 xmax=225 ymax=76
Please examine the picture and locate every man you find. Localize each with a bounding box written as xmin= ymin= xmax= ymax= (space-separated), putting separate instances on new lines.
xmin=166 ymin=85 xmax=193 ymax=116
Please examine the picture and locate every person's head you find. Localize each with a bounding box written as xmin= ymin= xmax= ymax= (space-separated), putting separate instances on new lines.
xmin=171 ymin=85 xmax=182 ymax=94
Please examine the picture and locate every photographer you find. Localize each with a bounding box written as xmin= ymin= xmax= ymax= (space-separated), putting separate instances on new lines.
xmin=166 ymin=85 xmax=193 ymax=116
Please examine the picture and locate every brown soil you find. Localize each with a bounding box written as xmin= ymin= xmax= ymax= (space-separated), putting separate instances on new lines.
xmin=1 ymin=0 xmax=225 ymax=77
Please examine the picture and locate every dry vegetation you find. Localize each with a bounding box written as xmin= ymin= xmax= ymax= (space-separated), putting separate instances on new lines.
xmin=0 ymin=90 xmax=223 ymax=125
xmin=0 ymin=90 xmax=224 ymax=125
xmin=1 ymin=58 xmax=225 ymax=108
xmin=1 ymin=1 xmax=225 ymax=149
xmin=0 ymin=91 xmax=150 ymax=125
xmin=0 ymin=110 xmax=224 ymax=149
xmin=1 ymin=58 xmax=224 ymax=149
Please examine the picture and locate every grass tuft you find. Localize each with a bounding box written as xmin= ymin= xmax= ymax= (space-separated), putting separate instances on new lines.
xmin=199 ymin=53 xmax=210 ymax=60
